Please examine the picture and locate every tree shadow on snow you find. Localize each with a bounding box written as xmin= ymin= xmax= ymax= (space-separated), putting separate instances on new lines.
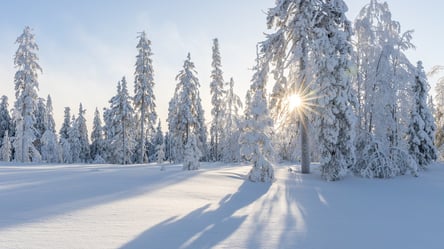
xmin=0 ymin=164 xmax=200 ymax=229
xmin=120 ymin=180 xmax=271 ymax=249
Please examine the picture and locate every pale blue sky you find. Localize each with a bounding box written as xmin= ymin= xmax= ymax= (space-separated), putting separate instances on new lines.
xmin=0 ymin=0 xmax=443 ymax=132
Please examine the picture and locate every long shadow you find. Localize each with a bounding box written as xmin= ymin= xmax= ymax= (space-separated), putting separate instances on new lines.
xmin=120 ymin=180 xmax=271 ymax=249
xmin=0 ymin=164 xmax=201 ymax=229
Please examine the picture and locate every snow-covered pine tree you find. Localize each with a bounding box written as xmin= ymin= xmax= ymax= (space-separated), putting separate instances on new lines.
xmin=12 ymin=26 xmax=42 ymax=162
xmin=0 ymin=96 xmax=13 ymax=144
xmin=183 ymin=133 xmax=201 ymax=170
xmin=313 ymin=0 xmax=356 ymax=181
xmin=1 ymin=130 xmax=11 ymax=162
xmin=108 ymin=77 xmax=136 ymax=164
xmin=209 ymin=38 xmax=225 ymax=162
xmin=34 ymin=97 xmax=46 ymax=154
xmin=40 ymin=95 xmax=60 ymax=163
xmin=221 ymin=77 xmax=243 ymax=163
xmin=90 ymin=108 xmax=105 ymax=163
xmin=407 ymin=61 xmax=437 ymax=170
xmin=167 ymin=53 xmax=203 ymax=169
xmin=134 ymin=31 xmax=157 ymax=164
xmin=265 ymin=0 xmax=320 ymax=174
xmin=240 ymin=53 xmax=274 ymax=182
xmin=59 ymin=107 xmax=72 ymax=163
xmin=76 ymin=103 xmax=90 ymax=162
xmin=68 ymin=114 xmax=81 ymax=163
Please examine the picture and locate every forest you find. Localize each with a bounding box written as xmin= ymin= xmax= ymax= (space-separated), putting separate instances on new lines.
xmin=0 ymin=0 xmax=440 ymax=182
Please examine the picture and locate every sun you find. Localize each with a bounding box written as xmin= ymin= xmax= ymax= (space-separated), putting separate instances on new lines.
xmin=289 ymin=93 xmax=303 ymax=110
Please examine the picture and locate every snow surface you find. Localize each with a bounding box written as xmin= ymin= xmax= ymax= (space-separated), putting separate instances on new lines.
xmin=0 ymin=162 xmax=443 ymax=249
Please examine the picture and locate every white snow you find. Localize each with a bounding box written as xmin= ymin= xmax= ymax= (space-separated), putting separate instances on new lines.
xmin=0 ymin=162 xmax=443 ymax=249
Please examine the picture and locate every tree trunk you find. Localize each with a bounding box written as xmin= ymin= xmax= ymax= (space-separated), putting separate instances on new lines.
xmin=301 ymin=113 xmax=310 ymax=174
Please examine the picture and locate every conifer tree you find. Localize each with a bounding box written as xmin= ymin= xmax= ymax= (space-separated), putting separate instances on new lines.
xmin=209 ymin=38 xmax=225 ymax=161
xmin=41 ymin=95 xmax=60 ymax=163
xmin=0 ymin=96 xmax=12 ymax=143
xmin=90 ymin=108 xmax=105 ymax=162
xmin=167 ymin=53 xmax=203 ymax=169
xmin=60 ymin=107 xmax=72 ymax=163
xmin=68 ymin=115 xmax=81 ymax=163
xmin=76 ymin=103 xmax=90 ymax=162
xmin=134 ymin=31 xmax=157 ymax=163
xmin=408 ymin=61 xmax=437 ymax=169
xmin=13 ymin=26 xmax=42 ymax=162
xmin=240 ymin=54 xmax=274 ymax=182
xmin=1 ymin=130 xmax=11 ymax=162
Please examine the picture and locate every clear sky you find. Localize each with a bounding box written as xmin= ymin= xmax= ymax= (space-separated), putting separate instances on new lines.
xmin=1 ymin=0 xmax=443 ymax=133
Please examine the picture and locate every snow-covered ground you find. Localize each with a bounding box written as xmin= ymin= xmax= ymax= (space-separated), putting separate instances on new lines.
xmin=0 ymin=162 xmax=443 ymax=249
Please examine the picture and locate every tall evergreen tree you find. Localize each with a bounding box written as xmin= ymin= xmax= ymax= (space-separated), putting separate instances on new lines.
xmin=0 ymin=96 xmax=12 ymax=143
xmin=90 ymin=108 xmax=105 ymax=162
xmin=59 ymin=107 xmax=72 ymax=163
xmin=134 ymin=31 xmax=157 ymax=163
xmin=106 ymin=77 xmax=136 ymax=164
xmin=12 ymin=26 xmax=41 ymax=162
xmin=167 ymin=53 xmax=203 ymax=169
xmin=314 ymin=0 xmax=356 ymax=181
xmin=221 ymin=77 xmax=243 ymax=162
xmin=408 ymin=61 xmax=437 ymax=169
xmin=68 ymin=114 xmax=81 ymax=163
xmin=40 ymin=95 xmax=60 ymax=163
xmin=209 ymin=38 xmax=225 ymax=161
xmin=265 ymin=0 xmax=320 ymax=174
xmin=1 ymin=130 xmax=11 ymax=162
xmin=76 ymin=103 xmax=90 ymax=162
xmin=240 ymin=54 xmax=274 ymax=182
xmin=34 ymin=97 xmax=46 ymax=154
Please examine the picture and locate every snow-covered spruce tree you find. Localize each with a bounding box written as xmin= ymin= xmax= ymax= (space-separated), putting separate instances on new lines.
xmin=76 ymin=103 xmax=90 ymax=162
xmin=0 ymin=96 xmax=13 ymax=144
xmin=240 ymin=53 xmax=274 ymax=182
xmin=265 ymin=0 xmax=321 ymax=174
xmin=167 ymin=53 xmax=203 ymax=169
xmin=107 ymin=77 xmax=136 ymax=164
xmin=407 ymin=61 xmax=437 ymax=170
xmin=34 ymin=97 xmax=46 ymax=154
xmin=352 ymin=0 xmax=417 ymax=178
xmin=221 ymin=77 xmax=243 ymax=163
xmin=1 ymin=130 xmax=12 ymax=162
xmin=209 ymin=38 xmax=225 ymax=162
xmin=40 ymin=95 xmax=60 ymax=163
xmin=68 ymin=115 xmax=81 ymax=163
xmin=12 ymin=26 xmax=42 ymax=162
xmin=312 ymin=0 xmax=356 ymax=181
xmin=59 ymin=107 xmax=72 ymax=163
xmin=90 ymin=108 xmax=106 ymax=163
xmin=134 ymin=31 xmax=157 ymax=164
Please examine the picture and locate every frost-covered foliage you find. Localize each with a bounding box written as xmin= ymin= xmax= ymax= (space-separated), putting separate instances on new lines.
xmin=40 ymin=95 xmax=61 ymax=163
xmin=134 ymin=31 xmax=157 ymax=163
xmin=264 ymin=0 xmax=321 ymax=174
xmin=221 ymin=78 xmax=243 ymax=163
xmin=90 ymin=108 xmax=105 ymax=163
xmin=59 ymin=107 xmax=71 ymax=163
xmin=240 ymin=54 xmax=274 ymax=182
xmin=13 ymin=26 xmax=42 ymax=162
xmin=0 ymin=96 xmax=13 ymax=142
xmin=1 ymin=130 xmax=11 ymax=162
xmin=68 ymin=115 xmax=81 ymax=163
xmin=167 ymin=53 xmax=205 ymax=168
xmin=105 ymin=77 xmax=136 ymax=164
xmin=183 ymin=134 xmax=201 ymax=170
xmin=209 ymin=38 xmax=225 ymax=162
xmin=76 ymin=103 xmax=90 ymax=162
xmin=407 ymin=61 xmax=437 ymax=169
xmin=313 ymin=0 xmax=356 ymax=181
xmin=352 ymin=0 xmax=417 ymax=178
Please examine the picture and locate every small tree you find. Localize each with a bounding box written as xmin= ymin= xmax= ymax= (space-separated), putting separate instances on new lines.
xmin=408 ymin=61 xmax=437 ymax=169
xmin=240 ymin=54 xmax=274 ymax=182
xmin=90 ymin=108 xmax=105 ymax=162
xmin=1 ymin=130 xmax=11 ymax=162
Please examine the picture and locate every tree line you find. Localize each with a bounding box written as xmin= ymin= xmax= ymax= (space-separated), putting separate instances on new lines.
xmin=0 ymin=0 xmax=438 ymax=183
